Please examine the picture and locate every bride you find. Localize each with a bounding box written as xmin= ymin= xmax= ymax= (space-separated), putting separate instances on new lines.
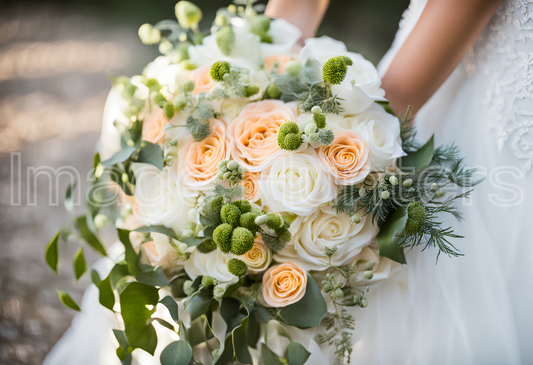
xmin=45 ymin=0 xmax=533 ymax=364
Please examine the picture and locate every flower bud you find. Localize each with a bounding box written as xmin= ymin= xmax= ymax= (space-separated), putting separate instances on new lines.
xmin=389 ymin=175 xmax=399 ymax=185
xmin=364 ymin=271 xmax=374 ymax=280
xmin=223 ymin=172 xmax=232 ymax=180
xmin=285 ymin=60 xmax=302 ymax=76
xmin=323 ymin=284 xmax=332 ymax=293
xmin=305 ymin=123 xmax=318 ymax=135
xmin=359 ymin=187 xmax=366 ymax=197
xmin=436 ymin=188 xmax=444 ymax=197
xmin=94 ymin=214 xmax=109 ymax=229
xmin=325 ymin=245 xmax=337 ymax=257
xmin=159 ymin=38 xmax=173 ymax=54
xmin=403 ymin=178 xmax=413 ymax=188
xmin=238 ymin=166 xmax=246 ymax=175
xmin=180 ymin=79 xmax=195 ymax=93
xmin=138 ymin=24 xmax=161 ymax=45
xmin=359 ymin=298 xmax=368 ymax=308
xmin=430 ymin=183 xmax=437 ymax=191
xmin=381 ymin=190 xmax=390 ymax=200
xmin=308 ymin=132 xmax=319 ymax=142
xmin=255 ymin=214 xmax=269 ymax=226
xmin=233 ymin=184 xmax=246 ymax=197
xmin=183 ymin=280 xmax=195 ymax=296
xmin=175 ymin=1 xmax=202 ymax=30
xmin=335 ymin=289 xmax=344 ymax=299
xmin=365 ymin=261 xmax=375 ymax=271
xmin=213 ymin=285 xmax=225 ymax=299
xmin=227 ymin=160 xmax=240 ymax=171
xmin=351 ymin=214 xmax=361 ymax=224
xmin=311 ymin=106 xmax=322 ymax=114
xmin=216 ymin=26 xmax=235 ymax=56
xmin=174 ymin=94 xmax=188 ymax=110
xmin=217 ymin=159 xmax=229 ymax=170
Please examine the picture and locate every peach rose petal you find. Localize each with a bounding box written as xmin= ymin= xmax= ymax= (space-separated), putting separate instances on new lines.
xmin=318 ymin=130 xmax=371 ymax=185
xmin=229 ymin=100 xmax=298 ymax=172
xmin=242 ymin=171 xmax=261 ymax=202
xmin=142 ymin=108 xmax=167 ymax=144
xmin=262 ymin=262 xmax=307 ymax=307
xmin=179 ymin=118 xmax=230 ymax=189
xmin=263 ymin=55 xmax=296 ymax=74
xmin=190 ymin=65 xmax=216 ymax=95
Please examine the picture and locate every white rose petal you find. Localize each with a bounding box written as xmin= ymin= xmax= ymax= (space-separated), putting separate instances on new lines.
xmin=132 ymin=163 xmax=195 ymax=234
xmin=240 ymin=240 xmax=272 ymax=274
xmin=274 ymin=205 xmax=378 ymax=271
xmin=143 ymin=232 xmax=180 ymax=270
xmin=353 ymin=103 xmax=405 ymax=168
xmin=260 ymin=19 xmax=302 ymax=58
xmin=259 ymin=148 xmax=336 ymax=216
xmin=184 ymin=248 xmax=238 ymax=285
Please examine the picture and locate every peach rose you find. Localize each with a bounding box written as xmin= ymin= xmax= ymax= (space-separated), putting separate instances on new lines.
xmin=242 ymin=171 xmax=261 ymax=202
xmin=179 ymin=118 xmax=230 ymax=191
xmin=142 ymin=108 xmax=167 ymax=144
xmin=190 ymin=65 xmax=216 ymax=95
xmin=229 ymin=100 xmax=298 ymax=172
xmin=240 ymin=238 xmax=272 ymax=273
xmin=263 ymin=55 xmax=296 ymax=74
xmin=262 ymin=262 xmax=307 ymax=307
xmin=317 ymin=130 xmax=371 ymax=185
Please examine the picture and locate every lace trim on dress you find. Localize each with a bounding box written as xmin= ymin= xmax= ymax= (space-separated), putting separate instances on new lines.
xmin=465 ymin=0 xmax=533 ymax=172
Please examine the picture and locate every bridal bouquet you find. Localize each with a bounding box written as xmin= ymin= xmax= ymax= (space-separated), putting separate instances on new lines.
xmin=45 ymin=1 xmax=479 ymax=364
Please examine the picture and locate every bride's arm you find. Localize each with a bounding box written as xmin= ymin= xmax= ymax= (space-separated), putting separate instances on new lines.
xmin=265 ymin=0 xmax=331 ymax=43
xmin=381 ymin=0 xmax=503 ymax=115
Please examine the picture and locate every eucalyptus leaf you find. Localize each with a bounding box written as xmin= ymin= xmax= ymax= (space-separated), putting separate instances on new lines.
xmin=377 ymin=207 xmax=408 ymax=264
xmin=199 ymin=214 xmax=215 ymax=227
xmin=120 ymin=282 xmax=159 ymax=355
xmin=277 ymin=275 xmax=327 ymax=328
xmin=93 ymin=152 xmax=101 ymax=170
xmin=113 ymin=330 xmax=132 ymax=365
xmin=101 ymin=146 xmax=136 ymax=166
xmin=57 ymin=290 xmax=80 ymax=311
xmin=134 ymin=225 xmax=178 ymax=240
xmin=160 ymin=341 xmax=192 ymax=365
xmin=98 ymin=273 xmax=115 ymax=311
xmin=180 ymin=236 xmax=212 ymax=247
xmin=90 ymin=269 xmax=101 ymax=286
xmin=76 ymin=215 xmax=107 ymax=256
xmin=64 ymin=178 xmax=77 ymax=215
xmin=73 ymin=247 xmax=87 ymax=281
xmin=232 ymin=309 xmax=253 ymax=364
xmin=186 ymin=290 xmax=213 ymax=322
xmin=117 ymin=229 xmax=141 ymax=275
xmin=109 ymin=165 xmax=133 ymax=196
xmin=261 ymin=343 xmax=285 ymax=365
xmin=45 ymin=231 xmax=60 ymax=274
xmin=135 ymin=266 xmax=169 ymax=287
xmin=247 ymin=311 xmax=260 ymax=349
xmin=287 ymin=341 xmax=311 ymax=365
xmin=399 ymin=135 xmax=435 ymax=173
xmin=159 ymin=296 xmax=179 ymax=323
xmin=137 ymin=141 xmax=164 ymax=171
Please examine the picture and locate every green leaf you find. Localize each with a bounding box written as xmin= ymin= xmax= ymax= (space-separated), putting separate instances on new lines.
xmin=120 ymin=282 xmax=159 ymax=355
xmin=113 ymin=330 xmax=132 ymax=365
xmin=93 ymin=152 xmax=101 ymax=170
xmin=159 ymin=296 xmax=179 ymax=323
xmin=261 ymin=343 xmax=285 ymax=365
xmin=287 ymin=341 xmax=311 ymax=365
xmin=117 ymin=229 xmax=141 ymax=275
xmin=232 ymin=309 xmax=253 ymax=364
xmin=180 ymin=236 xmax=212 ymax=247
xmin=399 ymin=135 xmax=435 ymax=172
xmin=135 ymin=266 xmax=169 ymax=287
xmin=134 ymin=225 xmax=178 ymax=240
xmin=377 ymin=207 xmax=408 ymax=264
xmin=186 ymin=290 xmax=213 ymax=322
xmin=247 ymin=311 xmax=260 ymax=349
xmin=76 ymin=215 xmax=107 ymax=256
xmin=73 ymin=247 xmax=87 ymax=281
xmin=110 ymin=263 xmax=130 ymax=289
xmin=207 ymin=311 xmax=228 ymax=365
xmin=101 ymin=146 xmax=136 ymax=166
xmin=109 ymin=165 xmax=133 ymax=196
xmin=136 ymin=141 xmax=164 ymax=171
xmin=160 ymin=341 xmax=192 ymax=365
xmin=57 ymin=290 xmax=80 ymax=311
xmin=98 ymin=273 xmax=115 ymax=311
xmin=45 ymin=231 xmax=60 ymax=274
xmin=199 ymin=214 xmax=215 ymax=227
xmin=90 ymin=269 xmax=101 ymax=286
xmin=64 ymin=178 xmax=77 ymax=215
xmin=278 ymin=275 xmax=327 ymax=328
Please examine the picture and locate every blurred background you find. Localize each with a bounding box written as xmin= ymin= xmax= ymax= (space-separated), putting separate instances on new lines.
xmin=0 ymin=0 xmax=409 ymax=363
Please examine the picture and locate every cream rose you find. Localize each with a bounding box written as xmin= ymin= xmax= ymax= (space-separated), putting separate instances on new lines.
xmin=260 ymin=19 xmax=302 ymax=58
xmin=299 ymin=36 xmax=385 ymax=115
xmin=142 ymin=107 xmax=167 ymax=144
xmin=184 ymin=248 xmax=238 ymax=284
xmin=240 ymin=238 xmax=272 ymax=274
xmin=259 ymin=149 xmax=336 ymax=216
xmin=178 ymin=118 xmax=230 ymax=192
xmin=317 ymin=130 xmax=371 ymax=185
xmin=242 ymin=171 xmax=261 ymax=202
xmin=142 ymin=232 xmax=180 ymax=270
xmin=274 ymin=205 xmax=378 ymax=271
xmin=229 ymin=100 xmax=298 ymax=172
xmin=264 ymin=55 xmax=295 ymax=74
xmin=132 ymin=163 xmax=195 ymax=234
xmin=189 ymin=65 xmax=216 ymax=95
xmin=262 ymin=263 xmax=307 ymax=307
xmin=352 ymin=104 xmax=405 ymax=168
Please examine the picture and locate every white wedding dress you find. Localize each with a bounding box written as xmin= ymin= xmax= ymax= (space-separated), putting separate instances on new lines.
xmin=44 ymin=1 xmax=533 ymax=364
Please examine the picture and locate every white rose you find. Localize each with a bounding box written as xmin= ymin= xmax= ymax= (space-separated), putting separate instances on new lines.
xmin=259 ymin=148 xmax=336 ymax=216
xmin=352 ymin=103 xmax=405 ymax=168
xmin=143 ymin=55 xmax=185 ymax=90
xmin=299 ymin=36 xmax=386 ymax=115
xmin=260 ymin=19 xmax=302 ymax=58
xmin=188 ymin=18 xmax=262 ymax=70
xmin=132 ymin=163 xmax=195 ymax=234
xmin=274 ymin=205 xmax=378 ymax=271
xmin=184 ymin=248 xmax=238 ymax=285
xmin=240 ymin=239 xmax=272 ymax=274
xmin=142 ymin=232 xmax=181 ymax=270
xmin=98 ymin=89 xmax=126 ymax=161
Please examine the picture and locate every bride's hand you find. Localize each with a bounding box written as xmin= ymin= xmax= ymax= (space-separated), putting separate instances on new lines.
xmin=265 ymin=0 xmax=331 ymax=44
xmin=381 ymin=0 xmax=504 ymax=116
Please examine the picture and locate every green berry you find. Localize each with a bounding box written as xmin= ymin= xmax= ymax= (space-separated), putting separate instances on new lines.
xmin=201 ymin=275 xmax=216 ymax=288
xmin=210 ymin=61 xmax=230 ymax=82
xmin=175 ymin=1 xmax=202 ymax=30
xmin=255 ymin=214 xmax=269 ymax=226
xmin=138 ymin=23 xmax=161 ymax=45
xmin=313 ymin=113 xmax=326 ymax=129
xmin=389 ymin=176 xmax=399 ymax=186
xmin=282 ymin=217 xmax=291 ymax=229
xmin=213 ymin=223 xmax=233 ymax=253
xmin=404 ymin=201 xmax=426 ymax=235
xmin=197 ymin=239 xmax=217 ymax=254
xmin=322 ymin=56 xmax=350 ymax=85
xmin=266 ymin=84 xmax=281 ymax=99
xmin=285 ymin=60 xmax=302 ymax=76
xmin=364 ymin=271 xmax=374 ymax=280
xmin=181 ymin=79 xmax=195 ymax=93
xmin=202 ymin=196 xmax=224 ymax=225
xmin=152 ymin=91 xmax=166 ymax=106
xmin=282 ymin=133 xmax=303 ymax=151
xmin=436 ymin=188 xmax=445 ymax=197
xmin=323 ymin=284 xmax=332 ymax=293
xmin=163 ymin=102 xmax=175 ymax=120
xmin=239 ymin=212 xmax=260 ymax=233
xmin=174 ymin=94 xmax=188 ymax=110
xmin=232 ymin=200 xmax=252 ymax=214
xmin=227 ymin=160 xmax=240 ymax=171
xmin=403 ymin=178 xmax=413 ymax=188
xmin=216 ymin=26 xmax=235 ymax=56
xmin=250 ymin=14 xmax=271 ymax=36
xmin=365 ymin=261 xmax=376 ymax=271
xmin=266 ymin=214 xmax=283 ymax=230
xmin=227 ymin=258 xmax=248 ymax=277
xmin=220 ymin=203 xmax=241 ymax=226
xmin=318 ymin=128 xmax=335 ymax=145
xmin=311 ymin=106 xmax=322 ymax=114
xmin=230 ymin=227 xmax=255 ymax=255
xmin=277 ymin=121 xmax=299 ymax=148
xmin=381 ymin=191 xmax=390 ymax=200
xmin=244 ymin=84 xmax=260 ymax=97
xmin=217 ymin=159 xmax=229 ymax=170
xmin=274 ymin=227 xmax=292 ymax=245
xmin=335 ymin=289 xmax=344 ymax=299
xmin=183 ymin=280 xmax=195 ymax=296
xmin=305 ymin=123 xmax=317 ymax=135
